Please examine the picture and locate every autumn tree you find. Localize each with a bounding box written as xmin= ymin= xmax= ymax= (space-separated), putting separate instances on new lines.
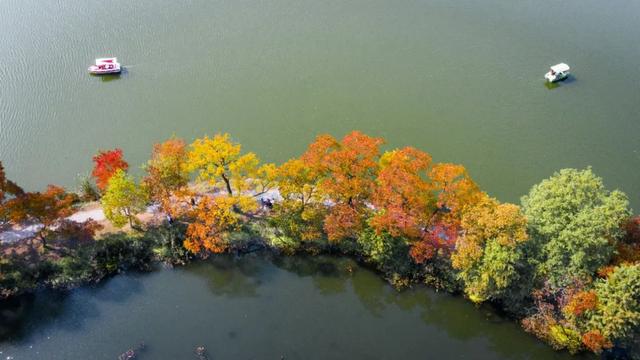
xmin=301 ymin=131 xmax=383 ymax=242
xmin=184 ymin=196 xmax=241 ymax=255
xmin=521 ymin=168 xmax=630 ymax=286
xmin=268 ymin=158 xmax=326 ymax=251
xmin=370 ymin=147 xmax=434 ymax=240
xmin=101 ymin=170 xmax=148 ymax=228
xmin=429 ymin=163 xmax=483 ymax=223
xmin=91 ymin=148 xmax=129 ymax=191
xmin=451 ymin=195 xmax=529 ymax=303
xmin=186 ymin=133 xmax=275 ymax=197
xmin=521 ymin=279 xmax=595 ymax=353
xmin=0 ymin=161 xmax=24 ymax=228
xmin=143 ymin=137 xmax=190 ymax=214
xmin=369 ymin=160 xmax=482 ymax=264
xmin=2 ymin=185 xmax=76 ymax=248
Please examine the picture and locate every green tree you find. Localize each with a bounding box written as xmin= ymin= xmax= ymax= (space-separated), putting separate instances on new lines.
xmin=521 ymin=168 xmax=630 ymax=286
xmin=101 ymin=170 xmax=148 ymax=228
xmin=589 ymin=264 xmax=640 ymax=345
xmin=357 ymin=225 xmax=414 ymax=279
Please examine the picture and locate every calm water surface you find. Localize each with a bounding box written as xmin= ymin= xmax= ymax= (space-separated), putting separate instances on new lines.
xmin=0 ymin=255 xmax=587 ymax=359
xmin=1 ymin=0 xmax=639 ymax=207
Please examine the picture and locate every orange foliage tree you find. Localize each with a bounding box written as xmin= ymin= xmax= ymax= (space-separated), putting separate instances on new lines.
xmin=370 ymin=147 xmax=433 ymax=240
xmin=581 ymin=330 xmax=612 ymax=353
xmin=564 ymin=290 xmax=598 ymax=317
xmin=301 ymin=131 xmax=383 ymax=242
xmin=184 ymin=196 xmax=240 ymax=255
xmin=91 ymin=148 xmax=129 ymax=191
xmin=3 ymin=185 xmax=76 ymax=248
xmin=143 ymin=137 xmax=190 ymax=215
xmin=429 ymin=163 xmax=483 ymax=222
xmin=404 ymin=163 xmax=483 ymax=263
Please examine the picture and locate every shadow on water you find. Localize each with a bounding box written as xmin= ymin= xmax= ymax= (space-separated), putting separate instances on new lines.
xmin=0 ymin=272 xmax=145 ymax=344
xmin=90 ymin=68 xmax=128 ymax=82
xmin=0 ymin=255 xmax=593 ymax=359
xmin=544 ymin=76 xmax=576 ymax=90
xmin=272 ymin=255 xmax=591 ymax=360
xmin=186 ymin=253 xmax=276 ymax=298
xmin=273 ymin=254 xmax=354 ymax=295
xmin=352 ymin=275 xmax=593 ymax=359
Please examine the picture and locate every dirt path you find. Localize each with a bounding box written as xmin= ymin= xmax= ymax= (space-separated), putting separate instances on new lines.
xmin=0 ymin=203 xmax=159 ymax=244
xmin=0 ymin=186 xmax=282 ymax=244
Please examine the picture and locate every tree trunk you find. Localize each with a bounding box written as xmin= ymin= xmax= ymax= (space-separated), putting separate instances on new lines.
xmin=221 ymin=173 xmax=233 ymax=195
xmin=39 ymin=232 xmax=48 ymax=250
xmin=126 ymin=208 xmax=134 ymax=228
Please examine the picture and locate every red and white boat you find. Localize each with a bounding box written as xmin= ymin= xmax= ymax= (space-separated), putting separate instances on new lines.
xmin=88 ymin=57 xmax=121 ymax=75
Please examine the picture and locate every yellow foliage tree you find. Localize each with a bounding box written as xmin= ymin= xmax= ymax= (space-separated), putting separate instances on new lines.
xmin=452 ymin=195 xmax=528 ymax=302
xmin=186 ymin=133 xmax=275 ymax=197
xmin=267 ymin=158 xmax=326 ymax=249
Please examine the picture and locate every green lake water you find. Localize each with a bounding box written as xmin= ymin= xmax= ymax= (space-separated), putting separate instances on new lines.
xmin=1 ymin=0 xmax=639 ymax=207
xmin=1 ymin=0 xmax=639 ymax=357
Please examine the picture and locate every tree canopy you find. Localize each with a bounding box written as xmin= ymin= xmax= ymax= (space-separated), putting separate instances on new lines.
xmin=521 ymin=168 xmax=630 ymax=286
xmin=91 ymin=148 xmax=129 ymax=191
xmin=101 ymin=170 xmax=148 ymax=228
xmin=452 ymin=195 xmax=529 ymax=302
xmin=301 ymin=131 xmax=383 ymax=242
xmin=143 ymin=137 xmax=189 ymax=214
xmin=590 ymin=264 xmax=640 ymax=343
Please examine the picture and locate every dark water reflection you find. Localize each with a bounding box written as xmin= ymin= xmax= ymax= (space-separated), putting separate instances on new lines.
xmin=0 ymin=254 xmax=591 ymax=359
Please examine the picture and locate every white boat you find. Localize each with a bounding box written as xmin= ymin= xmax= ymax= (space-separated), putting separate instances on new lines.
xmin=544 ymin=63 xmax=570 ymax=83
xmin=88 ymin=57 xmax=121 ymax=75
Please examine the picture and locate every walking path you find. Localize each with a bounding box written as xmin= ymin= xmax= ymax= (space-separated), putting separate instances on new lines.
xmin=0 ymin=205 xmax=107 ymax=244
xmin=0 ymin=188 xmax=282 ymax=244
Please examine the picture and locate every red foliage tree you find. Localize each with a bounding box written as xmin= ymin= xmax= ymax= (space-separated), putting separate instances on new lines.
xmin=409 ymin=221 xmax=459 ymax=263
xmin=91 ymin=148 xmax=129 ymax=191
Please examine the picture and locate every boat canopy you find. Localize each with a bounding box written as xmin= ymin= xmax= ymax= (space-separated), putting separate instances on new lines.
xmin=550 ymin=63 xmax=570 ymax=73
xmin=95 ymin=57 xmax=118 ymax=64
